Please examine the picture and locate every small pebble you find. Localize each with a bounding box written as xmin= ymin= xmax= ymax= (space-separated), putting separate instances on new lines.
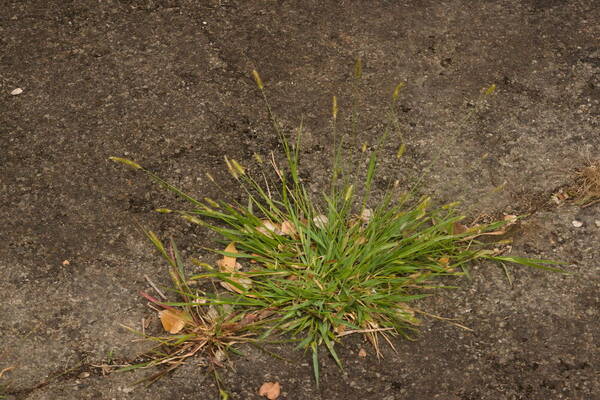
xmin=78 ymin=371 xmax=90 ymax=379
xmin=572 ymin=220 xmax=583 ymax=228
xmin=595 ymin=220 xmax=600 ymax=228
xmin=10 ymin=88 xmax=23 ymax=95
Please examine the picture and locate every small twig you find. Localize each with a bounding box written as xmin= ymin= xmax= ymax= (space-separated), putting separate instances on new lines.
xmin=582 ymin=198 xmax=600 ymax=208
xmin=336 ymin=327 xmax=395 ymax=337
xmin=0 ymin=366 xmax=15 ymax=378
xmin=413 ymin=309 xmax=474 ymax=332
xmin=139 ymin=291 xmax=177 ymax=310
xmin=144 ymin=274 xmax=167 ymax=300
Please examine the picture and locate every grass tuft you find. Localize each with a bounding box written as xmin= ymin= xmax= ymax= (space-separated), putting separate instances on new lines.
xmin=111 ymin=67 xmax=562 ymax=386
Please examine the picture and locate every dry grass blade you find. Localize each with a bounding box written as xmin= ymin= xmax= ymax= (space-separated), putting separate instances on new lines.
xmin=571 ymin=160 xmax=600 ymax=207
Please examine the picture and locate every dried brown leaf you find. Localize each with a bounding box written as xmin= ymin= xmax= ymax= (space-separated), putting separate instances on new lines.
xmin=453 ymin=222 xmax=468 ymax=235
xmin=259 ymin=382 xmax=281 ymax=400
xmin=313 ymin=214 xmax=328 ymax=229
xmin=158 ymin=309 xmax=187 ymax=334
xmin=217 ymin=242 xmax=238 ymax=273
xmin=360 ymin=208 xmax=373 ymax=223
xmin=437 ymin=256 xmax=450 ymax=267
xmin=257 ymin=220 xmax=283 ymax=236
xmin=334 ymin=324 xmax=346 ymax=335
xmin=216 ymin=242 xmax=253 ymax=294
xmin=280 ymin=220 xmax=297 ymax=236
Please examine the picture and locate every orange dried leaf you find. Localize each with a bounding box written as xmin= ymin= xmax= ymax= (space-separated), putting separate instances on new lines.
xmin=159 ymin=309 xmax=187 ymax=334
xmin=453 ymin=222 xmax=468 ymax=235
xmin=335 ymin=324 xmax=346 ymax=334
xmin=258 ymin=382 xmax=281 ymax=400
xmin=280 ymin=220 xmax=297 ymax=236
xmin=358 ymin=348 xmax=367 ymax=358
xmin=217 ymin=242 xmax=238 ymax=273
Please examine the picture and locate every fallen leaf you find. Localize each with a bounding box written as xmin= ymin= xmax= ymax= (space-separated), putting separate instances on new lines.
xmin=551 ymin=190 xmax=569 ymax=205
xmin=205 ymin=305 xmax=220 ymax=323
xmin=334 ymin=324 xmax=346 ymax=334
xmin=280 ymin=220 xmax=297 ymax=236
xmin=257 ymin=220 xmax=283 ymax=236
xmin=358 ymin=348 xmax=367 ymax=358
xmin=214 ymin=349 xmax=226 ymax=362
xmin=313 ymin=214 xmax=328 ymax=229
xmin=453 ymin=222 xmax=469 ymax=235
xmin=259 ymin=382 xmax=281 ymax=400
xmin=437 ymin=256 xmax=450 ymax=267
xmin=360 ymin=208 xmax=373 ymax=223
xmin=216 ymin=243 xmax=253 ymax=294
xmin=216 ymin=242 xmax=238 ymax=273
xmin=159 ymin=309 xmax=188 ymax=334
xmin=10 ymin=88 xmax=23 ymax=95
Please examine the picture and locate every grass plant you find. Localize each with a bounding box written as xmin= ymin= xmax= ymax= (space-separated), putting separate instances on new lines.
xmin=111 ymin=63 xmax=562 ymax=386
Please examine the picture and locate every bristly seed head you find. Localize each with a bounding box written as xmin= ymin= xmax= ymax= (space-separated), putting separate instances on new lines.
xmin=344 ymin=184 xmax=354 ymax=202
xmin=484 ymin=83 xmax=497 ymax=96
xmin=109 ymin=156 xmax=142 ymax=170
xmin=396 ymin=143 xmax=406 ymax=159
xmin=182 ymin=215 xmax=204 ymax=225
xmin=231 ymin=159 xmax=246 ymax=176
xmin=392 ymin=82 xmax=406 ymax=101
xmin=224 ymin=156 xmax=243 ymax=179
xmin=332 ymin=95 xmax=338 ymax=120
xmin=204 ymin=197 xmax=220 ymax=208
xmin=354 ymin=58 xmax=362 ymax=80
xmin=252 ymin=70 xmax=264 ymax=90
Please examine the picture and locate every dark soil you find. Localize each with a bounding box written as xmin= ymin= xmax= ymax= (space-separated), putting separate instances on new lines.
xmin=1 ymin=0 xmax=599 ymax=399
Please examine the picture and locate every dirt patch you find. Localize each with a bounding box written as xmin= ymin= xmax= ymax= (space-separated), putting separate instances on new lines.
xmin=1 ymin=0 xmax=598 ymax=399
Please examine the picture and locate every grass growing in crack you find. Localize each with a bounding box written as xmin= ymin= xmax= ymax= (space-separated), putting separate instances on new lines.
xmin=111 ymin=65 xmax=562 ymax=386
